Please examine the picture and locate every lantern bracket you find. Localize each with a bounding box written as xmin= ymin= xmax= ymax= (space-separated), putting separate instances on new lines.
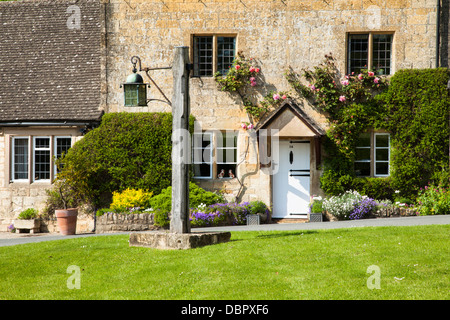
xmin=130 ymin=56 xmax=173 ymax=106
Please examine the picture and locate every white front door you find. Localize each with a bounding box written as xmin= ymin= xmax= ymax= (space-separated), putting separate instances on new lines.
xmin=272 ymin=140 xmax=310 ymax=219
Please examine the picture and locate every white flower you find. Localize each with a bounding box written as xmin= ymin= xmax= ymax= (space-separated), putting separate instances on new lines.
xmin=395 ymin=190 xmax=400 ymax=194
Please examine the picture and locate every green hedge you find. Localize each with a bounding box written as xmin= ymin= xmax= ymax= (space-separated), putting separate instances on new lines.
xmin=53 ymin=112 xmax=194 ymax=209
xmin=380 ymin=68 xmax=450 ymax=197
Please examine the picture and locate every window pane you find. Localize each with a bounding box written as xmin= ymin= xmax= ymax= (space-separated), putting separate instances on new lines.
xmin=375 ymin=162 xmax=389 ymax=176
xmin=34 ymin=138 xmax=50 ymax=180
xmin=217 ymin=37 xmax=236 ymax=75
xmin=192 ymin=133 xmax=212 ymax=178
xmin=356 ymin=132 xmax=371 ymax=147
xmin=375 ymin=134 xmax=389 ymax=148
xmin=216 ymin=148 xmax=237 ymax=164
xmin=216 ymin=131 xmax=238 ymax=178
xmin=35 ymin=138 xmax=50 ymax=149
xmin=193 ymin=163 xmax=211 ymax=178
xmin=355 ymin=148 xmax=370 ymax=161
xmin=217 ymin=164 xmax=236 ymax=179
xmin=376 ymin=148 xmax=389 ymax=161
xmin=373 ymin=34 xmax=393 ymax=75
xmin=56 ymin=137 xmax=72 ymax=174
xmin=56 ymin=138 xmax=71 ymax=159
xmin=138 ymin=84 xmax=147 ymax=106
xmin=348 ymin=34 xmax=369 ymax=74
xmin=193 ymin=36 xmax=213 ymax=76
xmin=124 ymin=84 xmax=138 ymax=106
xmin=13 ymin=138 xmax=29 ymax=180
xmin=355 ymin=162 xmax=371 ymax=177
xmin=217 ymin=131 xmax=238 ymax=148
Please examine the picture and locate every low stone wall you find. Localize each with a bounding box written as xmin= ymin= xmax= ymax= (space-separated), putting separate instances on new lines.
xmin=374 ymin=207 xmax=418 ymax=218
xmin=95 ymin=213 xmax=160 ymax=234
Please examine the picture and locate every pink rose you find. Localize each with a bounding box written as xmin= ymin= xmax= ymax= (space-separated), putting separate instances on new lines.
xmin=339 ymin=95 xmax=346 ymax=102
xmin=368 ymin=71 xmax=375 ymax=77
xmin=241 ymin=123 xmax=247 ymax=130
xmin=341 ymin=80 xmax=349 ymax=86
xmin=249 ymin=77 xmax=255 ymax=82
xmin=250 ymin=81 xmax=257 ymax=87
xmin=281 ymin=95 xmax=287 ymax=100
xmin=358 ymin=74 xmax=363 ymax=80
xmin=310 ymin=84 xmax=316 ymax=91
xmin=247 ymin=123 xmax=254 ymax=130
xmin=374 ymin=77 xmax=380 ymax=84
xmin=235 ymin=65 xmax=241 ymax=70
xmin=255 ymin=68 xmax=260 ymax=73
xmin=273 ymin=93 xmax=280 ymax=101
xmin=249 ymin=66 xmax=255 ymax=72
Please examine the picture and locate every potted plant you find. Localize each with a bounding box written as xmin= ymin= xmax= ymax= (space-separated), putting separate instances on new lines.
xmin=54 ymin=179 xmax=78 ymax=235
xmin=308 ymin=197 xmax=324 ymax=222
xmin=248 ymin=200 xmax=270 ymax=224
xmin=13 ymin=208 xmax=41 ymax=234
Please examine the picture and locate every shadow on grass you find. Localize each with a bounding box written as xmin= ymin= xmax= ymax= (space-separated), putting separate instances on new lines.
xmin=255 ymin=230 xmax=319 ymax=239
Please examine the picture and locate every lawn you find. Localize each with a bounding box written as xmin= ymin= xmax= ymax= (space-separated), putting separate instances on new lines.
xmin=0 ymin=225 xmax=448 ymax=300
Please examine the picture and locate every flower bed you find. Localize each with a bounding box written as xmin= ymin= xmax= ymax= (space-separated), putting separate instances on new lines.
xmin=95 ymin=200 xmax=271 ymax=232
xmin=313 ymin=190 xmax=420 ymax=221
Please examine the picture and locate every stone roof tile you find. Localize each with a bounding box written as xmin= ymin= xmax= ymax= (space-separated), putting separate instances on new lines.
xmin=0 ymin=0 xmax=103 ymax=122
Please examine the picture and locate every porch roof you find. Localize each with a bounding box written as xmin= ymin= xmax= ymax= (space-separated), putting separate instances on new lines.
xmin=256 ymin=100 xmax=325 ymax=137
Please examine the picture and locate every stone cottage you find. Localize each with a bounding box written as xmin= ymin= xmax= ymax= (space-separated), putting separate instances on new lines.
xmin=0 ymin=0 xmax=448 ymax=229
xmin=0 ymin=0 xmax=105 ymax=230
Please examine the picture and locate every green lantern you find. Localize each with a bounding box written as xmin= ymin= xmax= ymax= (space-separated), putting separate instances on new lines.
xmin=122 ymin=72 xmax=148 ymax=107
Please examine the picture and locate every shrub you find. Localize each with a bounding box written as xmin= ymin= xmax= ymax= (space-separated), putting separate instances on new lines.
xmin=310 ymin=200 xmax=323 ymax=214
xmin=379 ymin=68 xmax=450 ymax=198
xmin=49 ymin=112 xmax=195 ymax=210
xmin=417 ymin=185 xmax=450 ymax=215
xmin=153 ymin=209 xmax=170 ymax=228
xmin=18 ymin=208 xmax=39 ymax=220
xmin=248 ymin=200 xmax=270 ymax=215
xmin=149 ymin=182 xmax=225 ymax=214
xmin=110 ymin=188 xmax=153 ymax=211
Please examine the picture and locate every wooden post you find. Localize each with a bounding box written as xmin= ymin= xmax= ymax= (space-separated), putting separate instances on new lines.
xmin=170 ymin=46 xmax=191 ymax=234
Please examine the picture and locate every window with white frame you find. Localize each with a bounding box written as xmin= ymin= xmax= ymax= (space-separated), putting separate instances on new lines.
xmin=192 ymin=131 xmax=239 ymax=180
xmin=216 ymin=131 xmax=238 ymax=179
xmin=354 ymin=132 xmax=390 ymax=177
xmin=192 ymin=132 xmax=213 ymax=179
xmin=33 ymin=137 xmax=51 ymax=181
xmin=10 ymin=136 xmax=72 ymax=183
xmin=193 ymin=35 xmax=236 ymax=77
xmin=374 ymin=133 xmax=390 ymax=176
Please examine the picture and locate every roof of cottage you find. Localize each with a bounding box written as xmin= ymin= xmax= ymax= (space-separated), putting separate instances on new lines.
xmin=0 ymin=0 xmax=103 ymax=123
xmin=257 ymin=100 xmax=326 ymax=136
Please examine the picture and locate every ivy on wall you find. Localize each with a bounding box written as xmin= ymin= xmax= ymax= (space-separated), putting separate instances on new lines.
xmin=215 ymin=52 xmax=450 ymax=201
xmin=287 ymin=54 xmax=450 ymax=200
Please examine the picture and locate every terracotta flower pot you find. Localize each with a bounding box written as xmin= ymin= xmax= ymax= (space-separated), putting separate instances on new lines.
xmin=55 ymin=208 xmax=78 ymax=235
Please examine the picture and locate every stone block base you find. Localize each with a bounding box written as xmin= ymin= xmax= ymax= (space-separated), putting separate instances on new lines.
xmin=129 ymin=231 xmax=231 ymax=250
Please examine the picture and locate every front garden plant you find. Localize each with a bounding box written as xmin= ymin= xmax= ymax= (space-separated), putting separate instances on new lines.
xmin=96 ymin=183 xmax=271 ymax=229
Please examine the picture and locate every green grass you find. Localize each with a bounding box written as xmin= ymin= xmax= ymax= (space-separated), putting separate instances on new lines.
xmin=0 ymin=225 xmax=448 ymax=300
